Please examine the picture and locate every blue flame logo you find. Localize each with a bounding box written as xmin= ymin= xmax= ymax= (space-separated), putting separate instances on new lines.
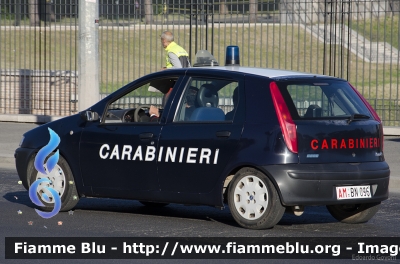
xmin=29 ymin=128 xmax=62 ymax=219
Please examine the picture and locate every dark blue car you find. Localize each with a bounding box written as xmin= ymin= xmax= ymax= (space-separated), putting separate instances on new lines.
xmin=15 ymin=63 xmax=389 ymax=229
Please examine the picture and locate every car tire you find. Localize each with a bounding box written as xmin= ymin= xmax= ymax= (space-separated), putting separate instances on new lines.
xmin=326 ymin=202 xmax=381 ymax=224
xmin=228 ymin=168 xmax=285 ymax=229
xmin=28 ymin=154 xmax=79 ymax=212
xmin=139 ymin=201 xmax=169 ymax=207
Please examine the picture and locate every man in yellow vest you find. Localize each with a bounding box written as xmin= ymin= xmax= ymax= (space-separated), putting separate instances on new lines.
xmin=160 ymin=31 xmax=191 ymax=69
xmin=150 ymin=31 xmax=191 ymax=120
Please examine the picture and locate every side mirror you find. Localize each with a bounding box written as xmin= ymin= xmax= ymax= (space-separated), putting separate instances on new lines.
xmin=80 ymin=110 xmax=99 ymax=122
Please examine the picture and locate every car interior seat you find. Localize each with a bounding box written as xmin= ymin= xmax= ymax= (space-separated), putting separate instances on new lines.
xmin=304 ymin=104 xmax=322 ymax=118
xmin=189 ymin=107 xmax=225 ymax=121
xmin=225 ymin=86 xmax=238 ymax=120
xmin=183 ymin=86 xmax=200 ymax=121
xmin=197 ymin=83 xmax=219 ymax=107
xmin=190 ymin=83 xmax=224 ymax=121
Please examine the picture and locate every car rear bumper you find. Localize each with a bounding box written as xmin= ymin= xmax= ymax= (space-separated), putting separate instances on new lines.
xmin=261 ymin=162 xmax=390 ymax=206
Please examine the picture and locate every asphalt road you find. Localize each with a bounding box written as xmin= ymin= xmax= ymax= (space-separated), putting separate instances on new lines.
xmin=1 ymin=122 xmax=400 ymax=264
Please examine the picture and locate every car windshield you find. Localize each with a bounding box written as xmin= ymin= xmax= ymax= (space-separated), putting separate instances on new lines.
xmin=276 ymin=80 xmax=372 ymax=120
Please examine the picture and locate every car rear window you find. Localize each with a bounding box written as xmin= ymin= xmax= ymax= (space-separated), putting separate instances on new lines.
xmin=276 ymin=79 xmax=372 ymax=120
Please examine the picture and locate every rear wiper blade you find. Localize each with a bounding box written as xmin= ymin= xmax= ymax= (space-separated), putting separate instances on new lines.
xmin=347 ymin=113 xmax=371 ymax=124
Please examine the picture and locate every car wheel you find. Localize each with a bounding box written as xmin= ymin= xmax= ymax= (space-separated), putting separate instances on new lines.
xmin=139 ymin=201 xmax=169 ymax=207
xmin=28 ymin=155 xmax=79 ymax=212
xmin=326 ymin=202 xmax=381 ymax=224
xmin=228 ymin=168 xmax=285 ymax=229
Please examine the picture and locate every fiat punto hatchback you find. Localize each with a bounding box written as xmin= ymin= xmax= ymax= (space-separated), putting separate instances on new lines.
xmin=15 ymin=50 xmax=389 ymax=229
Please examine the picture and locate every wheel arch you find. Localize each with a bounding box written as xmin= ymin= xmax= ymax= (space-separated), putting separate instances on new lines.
xmin=220 ymin=165 xmax=284 ymax=206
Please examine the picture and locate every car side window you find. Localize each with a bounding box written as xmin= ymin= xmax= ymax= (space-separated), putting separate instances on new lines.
xmin=103 ymin=77 xmax=177 ymax=123
xmin=174 ymin=78 xmax=239 ymax=122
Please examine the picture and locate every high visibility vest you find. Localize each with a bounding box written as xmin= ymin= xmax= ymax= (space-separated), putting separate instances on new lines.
xmin=165 ymin=42 xmax=190 ymax=68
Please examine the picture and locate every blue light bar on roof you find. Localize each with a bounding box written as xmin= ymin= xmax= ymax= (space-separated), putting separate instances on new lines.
xmin=225 ymin=46 xmax=240 ymax=66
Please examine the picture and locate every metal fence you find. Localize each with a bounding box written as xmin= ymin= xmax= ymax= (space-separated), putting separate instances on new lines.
xmin=0 ymin=0 xmax=399 ymax=125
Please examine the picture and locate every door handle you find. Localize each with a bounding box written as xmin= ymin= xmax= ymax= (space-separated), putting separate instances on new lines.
xmin=216 ymin=131 xmax=231 ymax=138
xmin=139 ymin=133 xmax=154 ymax=140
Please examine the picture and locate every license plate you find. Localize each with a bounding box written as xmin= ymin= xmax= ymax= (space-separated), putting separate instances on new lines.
xmin=336 ymin=185 xmax=371 ymax=200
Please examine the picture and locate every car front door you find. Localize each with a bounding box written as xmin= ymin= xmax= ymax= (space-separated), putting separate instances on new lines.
xmin=157 ymin=73 xmax=245 ymax=199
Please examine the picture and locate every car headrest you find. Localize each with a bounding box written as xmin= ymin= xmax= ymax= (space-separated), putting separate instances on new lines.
xmin=304 ymin=104 xmax=322 ymax=118
xmin=197 ymin=83 xmax=218 ymax=107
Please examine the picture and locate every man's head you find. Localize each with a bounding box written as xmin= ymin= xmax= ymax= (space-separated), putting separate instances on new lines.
xmin=160 ymin=31 xmax=174 ymax=48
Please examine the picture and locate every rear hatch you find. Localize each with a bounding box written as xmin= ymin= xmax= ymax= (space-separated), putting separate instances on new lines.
xmin=274 ymin=78 xmax=383 ymax=164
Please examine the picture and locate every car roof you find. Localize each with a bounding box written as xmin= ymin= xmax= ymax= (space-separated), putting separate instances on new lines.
xmin=186 ymin=66 xmax=331 ymax=79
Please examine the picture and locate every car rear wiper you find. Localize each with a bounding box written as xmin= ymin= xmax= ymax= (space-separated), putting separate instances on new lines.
xmin=347 ymin=113 xmax=371 ymax=124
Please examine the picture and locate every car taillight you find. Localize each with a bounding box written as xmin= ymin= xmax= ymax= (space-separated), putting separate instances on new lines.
xmin=270 ymin=81 xmax=298 ymax=153
xmin=349 ymin=82 xmax=384 ymax=151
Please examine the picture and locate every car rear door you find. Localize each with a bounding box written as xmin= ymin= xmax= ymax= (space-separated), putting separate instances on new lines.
xmin=156 ymin=72 xmax=245 ymax=197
